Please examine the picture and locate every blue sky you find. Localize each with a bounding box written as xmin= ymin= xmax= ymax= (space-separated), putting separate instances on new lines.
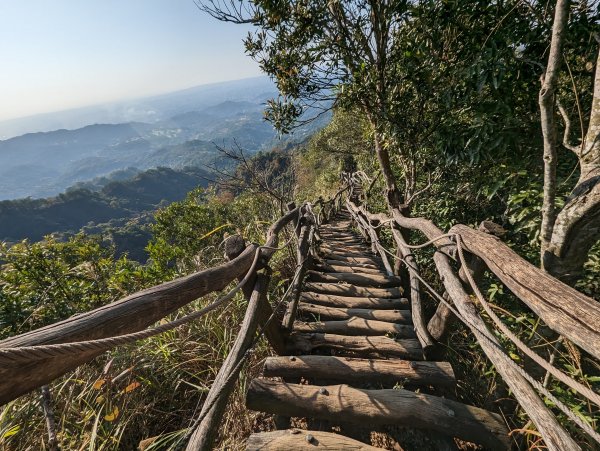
xmin=0 ymin=0 xmax=261 ymax=121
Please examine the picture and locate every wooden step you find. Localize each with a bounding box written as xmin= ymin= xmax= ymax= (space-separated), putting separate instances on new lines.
xmin=320 ymin=235 xmax=369 ymax=246
xmin=321 ymin=259 xmax=381 ymax=270
xmin=304 ymin=282 xmax=402 ymax=299
xmin=307 ymin=271 xmax=401 ymax=288
xmin=247 ymin=429 xmax=383 ymax=450
xmin=301 ymin=292 xmax=408 ymax=309
xmin=293 ymin=318 xmax=416 ymax=337
xmin=263 ymin=355 xmax=456 ymax=388
xmin=320 ymin=243 xmax=371 ymax=252
xmin=319 ymin=230 xmax=365 ymax=243
xmin=315 ymin=263 xmax=383 ymax=275
xmin=246 ymin=380 xmax=509 ymax=451
xmin=320 ymin=253 xmax=383 ymax=266
xmin=320 ymin=247 xmax=376 ymax=258
xmin=288 ymin=332 xmax=423 ymax=359
xmin=298 ymin=302 xmax=411 ymax=323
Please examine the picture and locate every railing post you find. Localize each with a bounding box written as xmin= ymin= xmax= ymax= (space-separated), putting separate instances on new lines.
xmin=282 ymin=212 xmax=314 ymax=331
xmin=186 ymin=271 xmax=271 ymax=451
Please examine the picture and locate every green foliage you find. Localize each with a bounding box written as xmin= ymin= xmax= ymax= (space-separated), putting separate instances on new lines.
xmin=295 ymin=109 xmax=369 ymax=201
xmin=0 ymin=235 xmax=148 ymax=338
xmin=0 ymin=170 xmax=298 ymax=449
xmin=0 ymin=167 xmax=210 ymax=250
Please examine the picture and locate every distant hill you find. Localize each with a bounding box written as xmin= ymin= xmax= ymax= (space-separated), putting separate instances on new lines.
xmin=0 ymin=167 xmax=210 ymax=252
xmin=0 ymin=85 xmax=329 ymax=200
xmin=0 ymin=77 xmax=278 ymax=139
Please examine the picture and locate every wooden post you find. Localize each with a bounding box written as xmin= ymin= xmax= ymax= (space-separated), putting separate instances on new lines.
xmin=186 ymin=272 xmax=271 ymax=451
xmin=390 ymin=227 xmax=436 ymax=358
xmin=432 ymin=251 xmax=580 ymax=451
xmin=224 ymin=235 xmax=286 ymax=355
xmin=282 ymin=214 xmax=313 ymax=330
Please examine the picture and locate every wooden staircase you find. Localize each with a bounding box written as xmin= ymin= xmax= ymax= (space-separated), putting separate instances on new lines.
xmin=245 ymin=212 xmax=510 ymax=450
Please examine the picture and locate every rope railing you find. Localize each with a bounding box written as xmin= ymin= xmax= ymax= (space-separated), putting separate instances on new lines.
xmin=0 ymin=203 xmax=306 ymax=404
xmin=343 ymin=174 xmax=600 ymax=451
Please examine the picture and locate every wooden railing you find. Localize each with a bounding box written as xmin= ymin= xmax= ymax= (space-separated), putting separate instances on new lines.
xmin=344 ymin=177 xmax=600 ymax=451
xmin=0 ymin=190 xmax=346 ymax=450
xmin=2 ymin=170 xmax=598 ymax=450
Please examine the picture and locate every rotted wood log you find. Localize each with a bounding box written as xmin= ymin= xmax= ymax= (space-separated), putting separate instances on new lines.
xmin=262 ymin=355 xmax=455 ymax=388
xmin=451 ymin=224 xmax=600 ymax=360
xmin=306 ymin=270 xmax=402 ymax=288
xmin=293 ymin=318 xmax=416 ymax=337
xmin=301 ymin=292 xmax=409 ymax=309
xmin=297 ymin=302 xmax=411 ymax=322
xmin=246 ymin=429 xmax=384 ymax=450
xmin=314 ymin=262 xmax=383 ymax=275
xmin=288 ymin=332 xmax=423 ymax=360
xmin=304 ymin=282 xmax=402 ymax=299
xmin=432 ymin=251 xmax=580 ymax=451
xmin=246 ymin=380 xmax=509 ymax=451
xmin=186 ymin=273 xmax=270 ymax=450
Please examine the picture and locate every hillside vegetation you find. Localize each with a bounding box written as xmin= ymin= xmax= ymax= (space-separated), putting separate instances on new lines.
xmin=0 ymin=167 xmax=212 ymax=260
xmin=1 ymin=0 xmax=599 ymax=450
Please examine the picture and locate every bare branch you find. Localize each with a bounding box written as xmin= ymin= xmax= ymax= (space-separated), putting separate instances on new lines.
xmin=557 ymin=100 xmax=581 ymax=154
xmin=194 ymin=0 xmax=255 ymax=24
xmin=406 ymin=171 xmax=439 ymax=207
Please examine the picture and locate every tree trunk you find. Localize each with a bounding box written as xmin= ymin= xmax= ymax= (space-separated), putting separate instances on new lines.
xmin=539 ymin=0 xmax=570 ymax=263
xmin=545 ymin=46 xmax=600 ymax=283
xmin=372 ymin=129 xmax=401 ymax=207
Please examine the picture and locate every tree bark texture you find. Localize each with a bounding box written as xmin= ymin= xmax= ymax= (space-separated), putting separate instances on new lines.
xmin=545 ymin=46 xmax=600 ymax=283
xmin=539 ymin=0 xmax=570 ymax=261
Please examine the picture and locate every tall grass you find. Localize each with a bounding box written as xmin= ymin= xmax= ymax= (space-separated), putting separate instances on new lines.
xmin=0 ymin=287 xmax=280 ymax=450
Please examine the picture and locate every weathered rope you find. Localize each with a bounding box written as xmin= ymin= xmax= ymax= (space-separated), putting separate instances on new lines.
xmin=455 ymin=234 xmax=600 ymax=409
xmin=0 ymin=208 xmax=310 ymax=366
xmin=345 ymin=202 xmax=599 ymax=442
xmin=398 ymin=249 xmax=600 ymax=444
xmin=178 ymin=219 xmax=316 ymax=449
xmin=0 ymin=248 xmax=263 ymax=363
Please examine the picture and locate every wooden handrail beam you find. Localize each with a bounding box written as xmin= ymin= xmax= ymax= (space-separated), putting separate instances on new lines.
xmin=451 ymin=224 xmax=600 ymax=360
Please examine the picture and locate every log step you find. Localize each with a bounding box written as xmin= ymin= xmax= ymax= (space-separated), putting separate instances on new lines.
xmin=293 ymin=318 xmax=416 ymax=337
xmin=246 ymin=429 xmax=383 ymax=450
xmin=320 ymin=253 xmax=382 ymax=266
xmin=321 ymin=235 xmax=355 ymax=240
xmin=320 ymin=243 xmax=371 ymax=253
xmin=297 ymin=302 xmax=411 ymax=323
xmin=263 ymin=355 xmax=455 ymax=388
xmin=306 ymin=271 xmax=401 ymax=288
xmin=321 ymin=259 xmax=381 ymax=270
xmin=288 ymin=332 xmax=423 ymax=359
xmin=315 ymin=263 xmax=383 ymax=275
xmin=301 ymin=292 xmax=409 ymax=309
xmin=320 ymin=247 xmax=377 ymax=258
xmin=305 ymin=282 xmax=402 ymax=299
xmin=319 ymin=237 xmax=362 ymax=243
xmin=246 ymin=380 xmax=510 ymax=451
